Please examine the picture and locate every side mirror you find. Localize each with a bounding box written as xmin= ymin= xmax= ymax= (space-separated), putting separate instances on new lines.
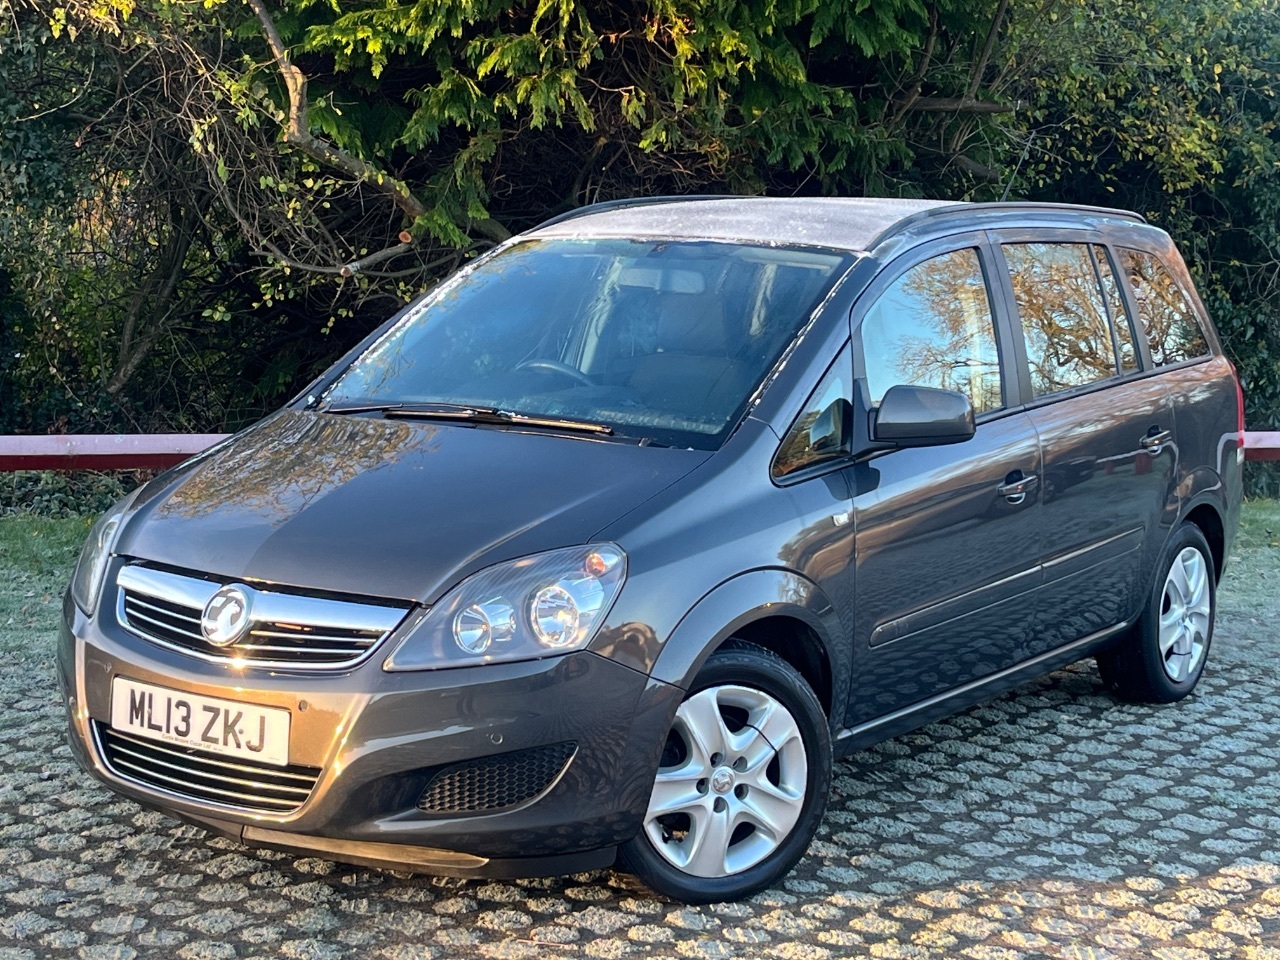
xmin=873 ymin=384 xmax=975 ymax=447
xmin=808 ymin=398 xmax=852 ymax=457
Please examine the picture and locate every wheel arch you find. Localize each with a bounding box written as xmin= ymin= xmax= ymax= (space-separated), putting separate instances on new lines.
xmin=647 ymin=569 xmax=849 ymax=726
xmin=1179 ymin=496 xmax=1226 ymax=583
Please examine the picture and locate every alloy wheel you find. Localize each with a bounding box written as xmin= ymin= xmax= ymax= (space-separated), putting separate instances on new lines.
xmin=642 ymin=684 xmax=808 ymax=878
xmin=1159 ymin=546 xmax=1211 ymax=682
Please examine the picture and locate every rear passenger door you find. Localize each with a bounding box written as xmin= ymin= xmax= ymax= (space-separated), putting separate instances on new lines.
xmin=1114 ymin=241 xmax=1238 ymax=480
xmin=990 ymin=233 xmax=1177 ymax=653
xmin=846 ymin=237 xmax=1043 ymax=728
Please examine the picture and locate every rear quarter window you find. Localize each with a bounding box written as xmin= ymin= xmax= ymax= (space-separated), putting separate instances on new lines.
xmin=1117 ymin=248 xmax=1210 ymax=366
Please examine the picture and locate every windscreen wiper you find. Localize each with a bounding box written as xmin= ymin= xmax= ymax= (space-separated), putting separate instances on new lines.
xmin=324 ymin=401 xmax=614 ymax=436
xmin=392 ymin=405 xmax=615 ymax=436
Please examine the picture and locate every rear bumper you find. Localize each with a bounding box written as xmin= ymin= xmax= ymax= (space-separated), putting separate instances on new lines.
xmin=58 ymin=587 xmax=682 ymax=874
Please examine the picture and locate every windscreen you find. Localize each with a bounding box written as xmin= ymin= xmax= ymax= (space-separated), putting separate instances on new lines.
xmin=325 ymin=238 xmax=853 ymax=449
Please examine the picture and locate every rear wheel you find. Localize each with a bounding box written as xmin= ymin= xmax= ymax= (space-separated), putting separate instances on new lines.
xmin=1098 ymin=522 xmax=1215 ymax=703
xmin=619 ymin=642 xmax=830 ymax=903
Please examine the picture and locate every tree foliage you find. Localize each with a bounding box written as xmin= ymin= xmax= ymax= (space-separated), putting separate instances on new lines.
xmin=1 ymin=0 xmax=1279 ymax=491
xmin=1008 ymin=0 xmax=1280 ymax=487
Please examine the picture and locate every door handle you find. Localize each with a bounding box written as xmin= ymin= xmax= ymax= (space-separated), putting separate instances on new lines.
xmin=1140 ymin=428 xmax=1172 ymax=452
xmin=997 ymin=473 xmax=1039 ymax=504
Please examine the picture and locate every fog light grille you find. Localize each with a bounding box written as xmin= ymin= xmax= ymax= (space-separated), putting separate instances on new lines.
xmin=417 ymin=742 xmax=576 ymax=814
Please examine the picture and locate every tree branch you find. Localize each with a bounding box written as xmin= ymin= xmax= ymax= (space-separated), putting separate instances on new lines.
xmin=244 ymin=0 xmax=427 ymax=222
xmin=470 ymin=217 xmax=512 ymax=244
xmin=966 ymin=0 xmax=1011 ymax=102
xmin=107 ymin=198 xmax=200 ymax=395
xmin=890 ymin=4 xmax=939 ymax=123
xmin=902 ymin=97 xmax=1016 ymax=113
xmin=953 ymin=155 xmax=1001 ymax=180
xmin=251 ymin=241 xmax=489 ymax=277
xmin=242 ymin=0 xmax=511 ymax=270
xmin=340 ymin=242 xmax=413 ymax=277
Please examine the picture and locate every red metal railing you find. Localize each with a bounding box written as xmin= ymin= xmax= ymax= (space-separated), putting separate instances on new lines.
xmin=0 ymin=434 xmax=229 ymax=472
xmin=0 ymin=432 xmax=1277 ymax=471
xmin=1243 ymin=432 xmax=1280 ymax=462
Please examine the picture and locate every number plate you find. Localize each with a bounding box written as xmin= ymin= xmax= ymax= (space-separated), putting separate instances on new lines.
xmin=110 ymin=677 xmax=291 ymax=767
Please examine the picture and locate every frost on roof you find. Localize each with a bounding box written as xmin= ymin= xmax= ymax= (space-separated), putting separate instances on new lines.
xmin=527 ymin=197 xmax=962 ymax=252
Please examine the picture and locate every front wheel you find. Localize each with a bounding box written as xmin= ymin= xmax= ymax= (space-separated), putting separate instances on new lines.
xmin=1097 ymin=522 xmax=1215 ymax=703
xmin=619 ymin=642 xmax=831 ymax=903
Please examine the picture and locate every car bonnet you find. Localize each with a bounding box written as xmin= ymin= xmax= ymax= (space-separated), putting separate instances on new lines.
xmin=115 ymin=410 xmax=710 ymax=604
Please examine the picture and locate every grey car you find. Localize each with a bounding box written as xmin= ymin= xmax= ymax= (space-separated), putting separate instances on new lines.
xmin=59 ymin=197 xmax=1243 ymax=902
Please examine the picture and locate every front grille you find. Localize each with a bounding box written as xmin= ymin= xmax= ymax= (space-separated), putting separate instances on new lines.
xmin=120 ymin=590 xmax=385 ymax=663
xmin=417 ymin=742 xmax=577 ymax=814
xmin=116 ymin=564 xmax=408 ymax=668
xmin=94 ymin=723 xmax=321 ymax=814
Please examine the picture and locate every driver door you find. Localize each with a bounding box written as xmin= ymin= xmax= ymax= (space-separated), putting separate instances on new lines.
xmin=846 ymin=237 xmax=1043 ymax=729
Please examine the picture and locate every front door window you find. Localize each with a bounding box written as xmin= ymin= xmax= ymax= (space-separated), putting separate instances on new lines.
xmin=859 ymin=247 xmax=1004 ymax=415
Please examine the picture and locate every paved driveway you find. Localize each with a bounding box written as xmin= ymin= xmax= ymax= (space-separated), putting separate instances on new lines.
xmin=2 ymin=548 xmax=1278 ymax=958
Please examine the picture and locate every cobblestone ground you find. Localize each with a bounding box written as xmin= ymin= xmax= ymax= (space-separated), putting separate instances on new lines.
xmin=3 ymin=598 xmax=1279 ymax=958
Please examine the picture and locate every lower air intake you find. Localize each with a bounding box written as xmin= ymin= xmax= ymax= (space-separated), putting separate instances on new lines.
xmin=417 ymin=742 xmax=577 ymax=814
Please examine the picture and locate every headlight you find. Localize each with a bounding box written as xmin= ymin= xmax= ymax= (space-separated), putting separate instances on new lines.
xmin=69 ymin=500 xmax=130 ymax=616
xmin=383 ymin=544 xmax=626 ymax=671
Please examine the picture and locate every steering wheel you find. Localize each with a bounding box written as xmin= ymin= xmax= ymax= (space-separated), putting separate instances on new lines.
xmin=513 ymin=359 xmax=595 ymax=387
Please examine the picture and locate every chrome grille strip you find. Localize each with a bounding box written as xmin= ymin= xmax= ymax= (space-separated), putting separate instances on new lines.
xmin=125 ymin=594 xmax=201 ymax=625
xmin=107 ymin=756 xmax=299 ymax=809
xmin=115 ymin=563 xmax=411 ymax=669
xmin=237 ymin=644 xmax=373 ymax=656
xmin=246 ymin=628 xmax=377 ymax=645
xmin=104 ymin=728 xmax=318 ymax=782
xmin=95 ymin=724 xmax=321 ymax=814
xmin=250 ymin=594 xmax=405 ymax=633
xmin=118 ymin=564 xmax=219 ymax=611
xmin=105 ymin=742 xmax=313 ymax=796
xmin=121 ymin=605 xmax=205 ymax=642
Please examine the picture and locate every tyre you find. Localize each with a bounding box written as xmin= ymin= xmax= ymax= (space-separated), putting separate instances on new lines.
xmin=619 ymin=641 xmax=831 ymax=903
xmin=1097 ymin=522 xmax=1215 ymax=703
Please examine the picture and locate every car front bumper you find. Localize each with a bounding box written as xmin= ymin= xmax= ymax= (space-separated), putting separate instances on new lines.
xmin=57 ymin=586 xmax=682 ymax=877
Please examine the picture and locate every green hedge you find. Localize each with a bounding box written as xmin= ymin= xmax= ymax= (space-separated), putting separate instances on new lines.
xmin=0 ymin=471 xmax=141 ymax=519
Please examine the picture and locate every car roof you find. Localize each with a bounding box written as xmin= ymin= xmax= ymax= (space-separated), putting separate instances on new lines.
xmin=526 ymin=196 xmax=1148 ymax=254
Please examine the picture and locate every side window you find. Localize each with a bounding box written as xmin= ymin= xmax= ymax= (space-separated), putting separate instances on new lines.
xmin=1003 ymin=242 xmax=1118 ymax=398
xmin=1118 ymin=248 xmax=1209 ymax=366
xmin=859 ymin=248 xmax=1003 ymax=415
xmin=773 ymin=346 xmax=852 ymax=479
xmin=1092 ymin=245 xmax=1139 ymax=373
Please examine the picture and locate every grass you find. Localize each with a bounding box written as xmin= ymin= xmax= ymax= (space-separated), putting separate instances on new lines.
xmin=1218 ymin=498 xmax=1280 ymax=620
xmin=1 ymin=502 xmax=1277 ymax=659
xmin=0 ymin=516 xmax=91 ymax=657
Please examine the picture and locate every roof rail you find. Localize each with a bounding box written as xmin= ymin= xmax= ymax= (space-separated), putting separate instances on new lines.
xmin=532 ymin=195 xmax=740 ymax=231
xmin=868 ymin=201 xmax=1147 ymax=250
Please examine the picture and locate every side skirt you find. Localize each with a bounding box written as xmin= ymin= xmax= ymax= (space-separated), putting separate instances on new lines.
xmin=833 ymin=621 xmax=1131 ymax=757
